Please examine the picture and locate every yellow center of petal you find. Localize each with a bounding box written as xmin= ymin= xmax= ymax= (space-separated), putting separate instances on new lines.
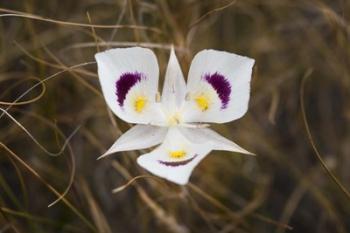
xmin=195 ymin=95 xmax=209 ymax=111
xmin=134 ymin=96 xmax=147 ymax=113
xmin=169 ymin=150 xmax=186 ymax=159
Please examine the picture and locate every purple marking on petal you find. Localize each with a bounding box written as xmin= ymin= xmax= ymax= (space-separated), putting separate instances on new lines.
xmin=158 ymin=155 xmax=198 ymax=167
xmin=116 ymin=72 xmax=144 ymax=106
xmin=204 ymin=72 xmax=231 ymax=109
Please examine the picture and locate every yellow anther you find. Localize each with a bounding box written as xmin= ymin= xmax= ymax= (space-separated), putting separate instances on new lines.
xmin=169 ymin=150 xmax=186 ymax=159
xmin=195 ymin=95 xmax=209 ymax=111
xmin=155 ymin=92 xmax=161 ymax=102
xmin=168 ymin=112 xmax=182 ymax=126
xmin=134 ymin=96 xmax=147 ymax=113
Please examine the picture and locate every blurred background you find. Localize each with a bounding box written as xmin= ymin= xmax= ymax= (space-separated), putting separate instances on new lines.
xmin=0 ymin=0 xmax=349 ymax=232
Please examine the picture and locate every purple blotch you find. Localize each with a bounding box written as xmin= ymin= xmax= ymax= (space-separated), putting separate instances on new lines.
xmin=158 ymin=155 xmax=198 ymax=167
xmin=116 ymin=72 xmax=144 ymax=106
xmin=204 ymin=72 xmax=231 ymax=109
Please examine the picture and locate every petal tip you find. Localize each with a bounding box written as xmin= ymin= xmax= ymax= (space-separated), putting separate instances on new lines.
xmin=97 ymin=150 xmax=115 ymax=160
xmin=171 ymin=178 xmax=189 ymax=186
xmin=170 ymin=44 xmax=175 ymax=53
xmin=247 ymin=151 xmax=256 ymax=156
xmin=97 ymin=153 xmax=108 ymax=160
xmin=249 ymin=152 xmax=257 ymax=156
xmin=238 ymin=149 xmax=256 ymax=156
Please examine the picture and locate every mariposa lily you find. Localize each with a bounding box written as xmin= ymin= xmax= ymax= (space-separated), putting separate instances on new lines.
xmin=95 ymin=47 xmax=255 ymax=185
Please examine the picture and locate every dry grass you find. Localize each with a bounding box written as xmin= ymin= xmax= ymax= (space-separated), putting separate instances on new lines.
xmin=0 ymin=0 xmax=349 ymax=232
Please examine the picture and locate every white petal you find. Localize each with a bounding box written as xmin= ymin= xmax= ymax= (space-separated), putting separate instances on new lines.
xmin=161 ymin=47 xmax=187 ymax=110
xmin=98 ymin=125 xmax=168 ymax=159
xmin=179 ymin=127 xmax=254 ymax=155
xmin=182 ymin=49 xmax=255 ymax=123
xmin=95 ymin=47 xmax=165 ymax=125
xmin=137 ymin=127 xmax=211 ymax=185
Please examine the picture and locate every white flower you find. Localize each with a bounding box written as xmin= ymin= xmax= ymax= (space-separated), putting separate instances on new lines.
xmin=95 ymin=47 xmax=255 ymax=185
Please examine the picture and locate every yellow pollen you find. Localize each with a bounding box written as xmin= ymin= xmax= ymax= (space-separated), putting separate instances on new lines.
xmin=134 ymin=96 xmax=147 ymax=113
xmin=195 ymin=95 xmax=209 ymax=111
xmin=169 ymin=150 xmax=186 ymax=159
